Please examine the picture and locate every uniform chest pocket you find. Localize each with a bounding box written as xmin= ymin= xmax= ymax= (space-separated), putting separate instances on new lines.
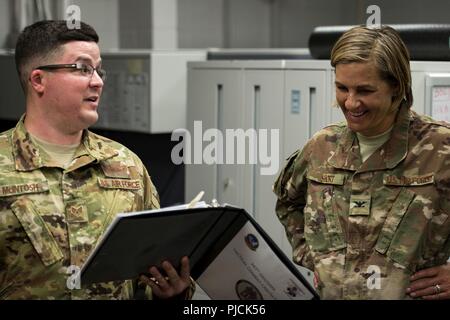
xmin=0 ymin=175 xmax=64 ymax=267
xmin=375 ymin=187 xmax=448 ymax=270
xmin=97 ymin=178 xmax=142 ymax=228
xmin=305 ymin=171 xmax=347 ymax=252
xmin=10 ymin=197 xmax=64 ymax=266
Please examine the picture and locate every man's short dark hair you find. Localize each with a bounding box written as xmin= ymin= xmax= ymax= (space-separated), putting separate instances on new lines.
xmin=15 ymin=20 xmax=99 ymax=93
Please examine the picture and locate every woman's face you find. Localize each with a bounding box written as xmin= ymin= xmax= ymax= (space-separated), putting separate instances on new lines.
xmin=335 ymin=62 xmax=398 ymax=137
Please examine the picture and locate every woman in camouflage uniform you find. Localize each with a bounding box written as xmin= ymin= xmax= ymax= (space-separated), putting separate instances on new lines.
xmin=274 ymin=25 xmax=450 ymax=299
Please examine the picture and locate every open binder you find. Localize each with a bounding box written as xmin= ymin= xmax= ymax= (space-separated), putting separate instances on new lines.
xmin=80 ymin=204 xmax=319 ymax=300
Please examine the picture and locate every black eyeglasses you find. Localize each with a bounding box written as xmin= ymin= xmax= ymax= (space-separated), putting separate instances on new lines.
xmin=35 ymin=63 xmax=107 ymax=81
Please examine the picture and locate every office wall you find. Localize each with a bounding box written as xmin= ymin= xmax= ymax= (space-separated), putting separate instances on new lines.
xmin=358 ymin=0 xmax=450 ymax=24
xmin=270 ymin=0 xmax=450 ymax=47
xmin=119 ymin=0 xmax=178 ymax=49
xmin=270 ymin=0 xmax=356 ymax=48
xmin=225 ymin=0 xmax=271 ymax=48
xmin=0 ymin=0 xmax=9 ymax=47
xmin=119 ymin=0 xmax=151 ymax=48
xmin=151 ymin=0 xmax=178 ymax=49
xmin=178 ymin=0 xmax=450 ymax=49
xmin=3 ymin=0 xmax=450 ymax=50
xmin=177 ymin=0 xmax=354 ymax=48
xmin=0 ymin=0 xmax=119 ymax=50
xmin=70 ymin=0 xmax=119 ymax=50
xmin=178 ymin=0 xmax=356 ymax=48
xmin=178 ymin=0 xmax=225 ymax=49
xmin=178 ymin=0 xmax=272 ymax=48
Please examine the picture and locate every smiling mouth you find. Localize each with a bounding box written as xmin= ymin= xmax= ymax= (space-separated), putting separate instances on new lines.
xmin=347 ymin=110 xmax=368 ymax=118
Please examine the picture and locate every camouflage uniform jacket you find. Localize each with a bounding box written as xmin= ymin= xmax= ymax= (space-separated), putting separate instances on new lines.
xmin=0 ymin=117 xmax=161 ymax=299
xmin=274 ymin=104 xmax=450 ymax=299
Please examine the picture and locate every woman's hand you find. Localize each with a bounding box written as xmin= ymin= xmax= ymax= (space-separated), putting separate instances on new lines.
xmin=406 ymin=263 xmax=450 ymax=300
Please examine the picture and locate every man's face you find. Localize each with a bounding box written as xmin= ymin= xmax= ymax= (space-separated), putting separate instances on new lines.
xmin=40 ymin=41 xmax=103 ymax=133
xmin=335 ymin=62 xmax=398 ymax=137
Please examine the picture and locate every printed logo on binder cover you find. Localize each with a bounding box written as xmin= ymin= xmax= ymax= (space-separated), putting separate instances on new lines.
xmin=244 ymin=234 xmax=259 ymax=251
xmin=235 ymin=279 xmax=263 ymax=300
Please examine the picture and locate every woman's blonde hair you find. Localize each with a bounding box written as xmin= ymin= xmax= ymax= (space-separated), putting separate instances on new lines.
xmin=330 ymin=25 xmax=413 ymax=109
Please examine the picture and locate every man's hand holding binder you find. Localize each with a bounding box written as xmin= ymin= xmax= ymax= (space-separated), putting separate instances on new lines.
xmin=139 ymin=256 xmax=191 ymax=299
xmin=135 ymin=192 xmax=205 ymax=299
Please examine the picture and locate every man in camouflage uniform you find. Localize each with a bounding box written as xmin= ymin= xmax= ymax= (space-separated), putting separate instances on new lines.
xmin=274 ymin=26 xmax=450 ymax=299
xmin=0 ymin=20 xmax=193 ymax=299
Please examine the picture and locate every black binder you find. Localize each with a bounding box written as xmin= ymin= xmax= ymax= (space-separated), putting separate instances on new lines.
xmin=80 ymin=205 xmax=319 ymax=300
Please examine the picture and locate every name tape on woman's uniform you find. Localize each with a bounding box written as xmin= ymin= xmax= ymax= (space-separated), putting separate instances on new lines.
xmin=307 ymin=172 xmax=346 ymax=185
xmin=383 ymin=173 xmax=434 ymax=186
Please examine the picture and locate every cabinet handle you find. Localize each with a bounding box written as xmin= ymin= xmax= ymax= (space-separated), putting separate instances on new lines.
xmin=224 ymin=178 xmax=232 ymax=189
xmin=309 ymin=87 xmax=316 ymax=137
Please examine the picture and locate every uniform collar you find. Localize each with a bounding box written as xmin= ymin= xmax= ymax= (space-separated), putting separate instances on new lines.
xmin=328 ymin=103 xmax=410 ymax=172
xmin=70 ymin=131 xmax=119 ymax=171
xmin=12 ymin=115 xmax=118 ymax=172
